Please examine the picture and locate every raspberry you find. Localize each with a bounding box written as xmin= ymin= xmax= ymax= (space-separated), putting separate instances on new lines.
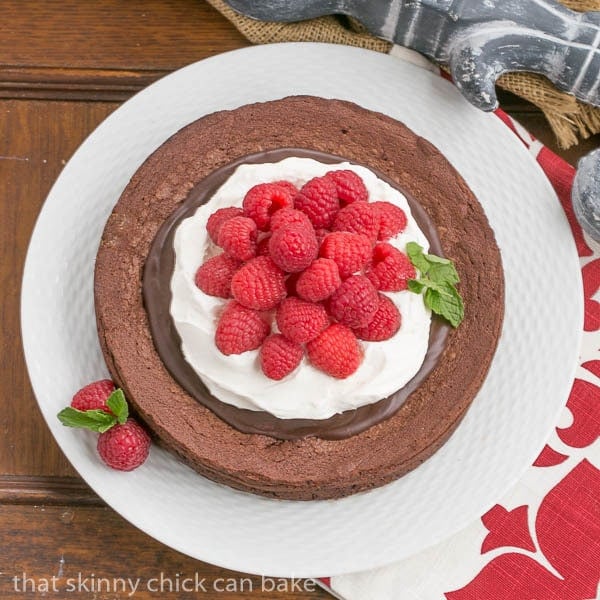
xmin=276 ymin=297 xmax=330 ymax=343
xmin=71 ymin=380 xmax=115 ymax=412
xmin=269 ymin=224 xmax=318 ymax=273
xmin=206 ymin=207 xmax=243 ymax=244
xmin=215 ymin=301 xmax=270 ymax=355
xmin=194 ymin=254 xmax=241 ymax=298
xmin=332 ymin=202 xmax=378 ymax=242
xmin=269 ymin=208 xmax=312 ymax=232
xmin=231 ymin=256 xmax=286 ymax=310
xmin=353 ymin=293 xmax=401 ymax=341
xmin=260 ymin=334 xmax=303 ymax=380
xmin=256 ymin=234 xmax=271 ymax=256
xmin=294 ymin=176 xmax=339 ymax=229
xmin=296 ymin=258 xmax=341 ymax=302
xmin=328 ymin=275 xmax=379 ymax=328
xmin=367 ymin=243 xmax=416 ymax=291
xmin=315 ymin=228 xmax=330 ymax=246
xmin=285 ymin=271 xmax=301 ymax=296
xmin=272 ymin=180 xmax=298 ymax=197
xmin=325 ymin=170 xmax=368 ymax=205
xmin=97 ymin=418 xmax=151 ymax=471
xmin=319 ymin=232 xmax=372 ymax=278
xmin=372 ymin=201 xmax=408 ymax=241
xmin=307 ymin=324 xmax=363 ymax=378
xmin=243 ymin=182 xmax=295 ymax=231
xmin=217 ymin=216 xmax=257 ymax=261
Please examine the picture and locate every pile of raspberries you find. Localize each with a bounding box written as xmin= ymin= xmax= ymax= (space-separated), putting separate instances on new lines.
xmin=195 ymin=169 xmax=416 ymax=380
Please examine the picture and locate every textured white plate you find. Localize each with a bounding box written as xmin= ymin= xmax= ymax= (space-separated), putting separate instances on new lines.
xmin=21 ymin=43 xmax=582 ymax=577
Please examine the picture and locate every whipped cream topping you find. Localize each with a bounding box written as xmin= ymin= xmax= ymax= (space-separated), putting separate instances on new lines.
xmin=170 ymin=158 xmax=432 ymax=420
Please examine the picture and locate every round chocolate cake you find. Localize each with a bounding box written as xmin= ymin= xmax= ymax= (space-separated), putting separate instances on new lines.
xmin=94 ymin=96 xmax=504 ymax=500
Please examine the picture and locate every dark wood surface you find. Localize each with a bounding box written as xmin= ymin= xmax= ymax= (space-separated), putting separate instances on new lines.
xmin=1 ymin=1 xmax=598 ymax=598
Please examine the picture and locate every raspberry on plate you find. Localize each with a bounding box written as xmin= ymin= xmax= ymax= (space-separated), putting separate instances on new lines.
xmin=194 ymin=253 xmax=241 ymax=298
xmin=269 ymin=208 xmax=312 ymax=232
xmin=319 ymin=231 xmax=372 ymax=278
xmin=269 ymin=223 xmax=319 ymax=273
xmin=217 ymin=215 xmax=257 ymax=261
xmin=294 ymin=176 xmax=339 ymax=229
xmin=97 ymin=418 xmax=151 ymax=471
xmin=243 ymin=182 xmax=295 ymax=231
xmin=296 ymin=258 xmax=342 ymax=302
xmin=260 ymin=334 xmax=304 ymax=380
xmin=367 ymin=243 xmax=416 ymax=291
xmin=325 ymin=169 xmax=368 ymax=204
xmin=215 ymin=301 xmax=270 ymax=355
xmin=276 ymin=297 xmax=330 ymax=343
xmin=230 ymin=256 xmax=286 ymax=310
xmin=71 ymin=379 xmax=115 ymax=412
xmin=206 ymin=207 xmax=244 ymax=244
xmin=307 ymin=323 xmax=363 ymax=379
xmin=354 ymin=293 xmax=401 ymax=341
xmin=332 ymin=202 xmax=378 ymax=242
xmin=328 ymin=275 xmax=379 ymax=328
xmin=372 ymin=201 xmax=408 ymax=241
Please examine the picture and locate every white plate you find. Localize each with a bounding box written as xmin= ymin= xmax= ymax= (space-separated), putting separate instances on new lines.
xmin=21 ymin=43 xmax=583 ymax=577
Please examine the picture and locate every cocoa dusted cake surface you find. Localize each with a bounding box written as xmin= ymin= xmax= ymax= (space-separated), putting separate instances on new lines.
xmin=94 ymin=96 xmax=504 ymax=500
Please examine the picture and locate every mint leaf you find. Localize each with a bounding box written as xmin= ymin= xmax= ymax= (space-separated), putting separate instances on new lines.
xmin=424 ymin=282 xmax=464 ymax=327
xmin=405 ymin=242 xmax=430 ymax=275
xmin=427 ymin=261 xmax=459 ymax=285
xmin=57 ymin=407 xmax=117 ymax=433
xmin=407 ymin=279 xmax=426 ymax=294
xmin=405 ymin=242 xmax=464 ymax=327
xmin=107 ymin=389 xmax=128 ymax=424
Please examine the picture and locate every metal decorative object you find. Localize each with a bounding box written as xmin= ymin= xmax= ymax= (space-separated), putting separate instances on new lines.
xmin=226 ymin=0 xmax=600 ymax=240
xmin=573 ymin=148 xmax=600 ymax=239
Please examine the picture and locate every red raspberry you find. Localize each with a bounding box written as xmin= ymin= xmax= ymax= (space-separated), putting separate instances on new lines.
xmin=231 ymin=256 xmax=286 ymax=310
xmin=71 ymin=379 xmax=115 ymax=412
xmin=206 ymin=207 xmax=243 ymax=244
xmin=269 ymin=208 xmax=312 ymax=232
xmin=217 ymin=216 xmax=257 ymax=261
xmin=307 ymin=324 xmax=363 ymax=378
xmin=215 ymin=301 xmax=270 ymax=355
xmin=260 ymin=334 xmax=303 ymax=380
xmin=243 ymin=182 xmax=295 ymax=231
xmin=269 ymin=224 xmax=318 ymax=273
xmin=256 ymin=234 xmax=271 ymax=257
xmin=276 ymin=297 xmax=330 ymax=343
xmin=296 ymin=258 xmax=341 ymax=302
xmin=353 ymin=293 xmax=401 ymax=341
xmin=372 ymin=201 xmax=408 ymax=241
xmin=294 ymin=176 xmax=339 ymax=229
xmin=332 ymin=202 xmax=378 ymax=242
xmin=272 ymin=180 xmax=298 ymax=197
xmin=315 ymin=228 xmax=330 ymax=246
xmin=97 ymin=418 xmax=151 ymax=471
xmin=328 ymin=275 xmax=379 ymax=328
xmin=194 ymin=253 xmax=241 ymax=298
xmin=319 ymin=232 xmax=372 ymax=278
xmin=325 ymin=170 xmax=368 ymax=204
xmin=285 ymin=271 xmax=301 ymax=296
xmin=367 ymin=243 xmax=416 ymax=291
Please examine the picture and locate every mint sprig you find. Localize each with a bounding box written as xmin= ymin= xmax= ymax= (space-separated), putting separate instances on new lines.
xmin=57 ymin=389 xmax=128 ymax=432
xmin=406 ymin=242 xmax=464 ymax=328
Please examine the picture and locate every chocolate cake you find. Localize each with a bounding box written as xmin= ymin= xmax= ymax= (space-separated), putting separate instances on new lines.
xmin=94 ymin=96 xmax=504 ymax=500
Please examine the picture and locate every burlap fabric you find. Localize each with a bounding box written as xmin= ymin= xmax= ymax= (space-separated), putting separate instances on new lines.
xmin=206 ymin=0 xmax=600 ymax=148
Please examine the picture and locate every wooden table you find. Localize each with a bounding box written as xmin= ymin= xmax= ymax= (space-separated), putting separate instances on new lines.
xmin=1 ymin=2 xmax=598 ymax=598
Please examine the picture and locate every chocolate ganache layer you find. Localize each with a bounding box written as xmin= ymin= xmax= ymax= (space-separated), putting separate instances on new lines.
xmin=142 ymin=148 xmax=450 ymax=440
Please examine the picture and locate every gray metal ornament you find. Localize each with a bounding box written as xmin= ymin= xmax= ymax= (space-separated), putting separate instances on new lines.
xmin=225 ymin=0 xmax=600 ymax=240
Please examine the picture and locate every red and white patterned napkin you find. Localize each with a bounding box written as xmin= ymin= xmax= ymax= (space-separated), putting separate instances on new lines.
xmin=318 ymin=57 xmax=600 ymax=600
